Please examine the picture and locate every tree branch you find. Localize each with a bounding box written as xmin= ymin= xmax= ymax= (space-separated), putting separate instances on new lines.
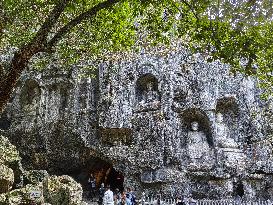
xmin=180 ymin=0 xmax=199 ymax=20
xmin=33 ymin=0 xmax=71 ymax=46
xmin=47 ymin=0 xmax=122 ymax=50
xmin=0 ymin=0 xmax=71 ymax=112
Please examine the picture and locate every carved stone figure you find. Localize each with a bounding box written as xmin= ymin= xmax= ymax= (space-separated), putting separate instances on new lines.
xmin=145 ymin=82 xmax=159 ymax=103
xmin=187 ymin=121 xmax=210 ymax=161
xmin=215 ymin=112 xmax=238 ymax=149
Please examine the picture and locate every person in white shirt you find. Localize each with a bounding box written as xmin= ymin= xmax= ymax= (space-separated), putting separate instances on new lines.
xmin=103 ymin=185 xmax=114 ymax=205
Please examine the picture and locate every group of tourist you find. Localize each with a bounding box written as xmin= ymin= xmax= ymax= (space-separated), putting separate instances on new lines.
xmin=87 ymin=173 xmax=136 ymax=205
xmin=87 ymin=173 xmax=197 ymax=205
xmin=102 ymin=185 xmax=137 ymax=205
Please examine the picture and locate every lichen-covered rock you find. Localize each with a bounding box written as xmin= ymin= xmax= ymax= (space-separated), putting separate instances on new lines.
xmin=0 ymin=164 xmax=14 ymax=194
xmin=24 ymin=170 xmax=48 ymax=185
xmin=0 ymin=175 xmax=84 ymax=205
xmin=43 ymin=175 xmax=83 ymax=205
xmin=0 ymin=193 xmax=7 ymax=204
xmin=0 ymin=183 xmax=44 ymax=205
xmin=0 ymin=135 xmax=20 ymax=165
xmin=0 ymin=135 xmax=23 ymax=187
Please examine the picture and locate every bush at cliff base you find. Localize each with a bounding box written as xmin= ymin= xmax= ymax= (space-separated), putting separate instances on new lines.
xmin=43 ymin=175 xmax=83 ymax=205
xmin=0 ymin=164 xmax=14 ymax=194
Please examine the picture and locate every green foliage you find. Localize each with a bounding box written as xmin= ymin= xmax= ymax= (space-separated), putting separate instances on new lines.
xmin=1 ymin=0 xmax=273 ymax=94
xmin=1 ymin=0 xmax=55 ymax=47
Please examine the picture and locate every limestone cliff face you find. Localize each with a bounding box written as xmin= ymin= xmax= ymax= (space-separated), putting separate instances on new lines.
xmin=1 ymin=48 xmax=273 ymax=199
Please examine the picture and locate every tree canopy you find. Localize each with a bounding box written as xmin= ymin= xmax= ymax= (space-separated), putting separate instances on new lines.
xmin=0 ymin=0 xmax=273 ymax=112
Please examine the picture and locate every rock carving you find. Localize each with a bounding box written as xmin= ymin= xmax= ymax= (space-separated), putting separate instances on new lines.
xmin=215 ymin=112 xmax=238 ymax=149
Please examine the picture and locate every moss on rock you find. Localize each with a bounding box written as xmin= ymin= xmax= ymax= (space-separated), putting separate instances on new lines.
xmin=24 ymin=170 xmax=48 ymax=185
xmin=0 ymin=164 xmax=14 ymax=194
xmin=0 ymin=136 xmax=21 ymax=165
xmin=0 ymin=135 xmax=23 ymax=189
xmin=43 ymin=175 xmax=83 ymax=205
xmin=0 ymin=183 xmax=44 ymax=205
xmin=0 ymin=135 xmax=84 ymax=204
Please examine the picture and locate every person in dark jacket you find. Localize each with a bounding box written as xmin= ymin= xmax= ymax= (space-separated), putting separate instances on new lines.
xmin=99 ymin=183 xmax=106 ymax=205
xmin=88 ymin=173 xmax=96 ymax=200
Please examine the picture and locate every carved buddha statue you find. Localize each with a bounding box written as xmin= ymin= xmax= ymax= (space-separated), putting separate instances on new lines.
xmin=187 ymin=121 xmax=210 ymax=160
xmin=215 ymin=112 xmax=238 ymax=149
xmin=145 ymin=81 xmax=159 ymax=103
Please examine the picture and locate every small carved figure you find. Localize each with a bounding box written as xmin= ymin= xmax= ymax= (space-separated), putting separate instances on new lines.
xmin=215 ymin=112 xmax=238 ymax=148
xmin=187 ymin=121 xmax=210 ymax=160
xmin=145 ymin=81 xmax=159 ymax=103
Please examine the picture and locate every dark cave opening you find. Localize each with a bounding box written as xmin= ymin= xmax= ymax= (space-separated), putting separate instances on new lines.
xmin=74 ymin=157 xmax=124 ymax=191
xmin=0 ymin=114 xmax=11 ymax=130
xmin=105 ymin=167 xmax=124 ymax=191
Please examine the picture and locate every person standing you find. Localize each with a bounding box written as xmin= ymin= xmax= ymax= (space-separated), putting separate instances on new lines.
xmin=88 ymin=173 xmax=96 ymax=200
xmin=121 ymin=191 xmax=126 ymax=205
xmin=130 ymin=188 xmax=136 ymax=205
xmin=114 ymin=188 xmax=122 ymax=205
xmin=103 ymin=185 xmax=114 ymax=205
xmin=125 ymin=188 xmax=132 ymax=205
xmin=99 ymin=183 xmax=106 ymax=205
xmin=125 ymin=187 xmax=136 ymax=205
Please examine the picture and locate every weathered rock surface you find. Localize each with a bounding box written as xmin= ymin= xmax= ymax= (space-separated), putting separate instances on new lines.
xmin=2 ymin=47 xmax=273 ymax=199
xmin=0 ymin=175 xmax=84 ymax=205
xmin=43 ymin=175 xmax=83 ymax=205
xmin=0 ymin=164 xmax=14 ymax=193
xmin=24 ymin=170 xmax=49 ymax=185
xmin=0 ymin=135 xmax=85 ymax=204
xmin=0 ymin=135 xmax=23 ymax=188
xmin=0 ymin=135 xmax=21 ymax=165
xmin=0 ymin=183 xmax=44 ymax=205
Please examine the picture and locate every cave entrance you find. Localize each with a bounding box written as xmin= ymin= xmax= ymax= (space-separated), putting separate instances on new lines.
xmin=76 ymin=157 xmax=124 ymax=191
xmin=105 ymin=167 xmax=124 ymax=191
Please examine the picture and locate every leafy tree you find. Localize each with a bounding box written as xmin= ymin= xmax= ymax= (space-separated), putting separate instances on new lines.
xmin=0 ymin=0 xmax=272 ymax=112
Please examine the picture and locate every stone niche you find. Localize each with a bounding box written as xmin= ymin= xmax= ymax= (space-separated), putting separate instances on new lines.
xmin=141 ymin=169 xmax=166 ymax=183
xmin=215 ymin=97 xmax=245 ymax=171
xmin=135 ymin=73 xmax=161 ymax=112
xmin=180 ymin=108 xmax=215 ymax=171
xmin=59 ymin=86 xmax=69 ymax=111
xmin=190 ymin=177 xmax=234 ymax=199
xmin=100 ymin=127 xmax=133 ymax=145
xmin=180 ymin=108 xmax=213 ymax=147
xmin=216 ymin=96 xmax=239 ymax=143
xmin=20 ymin=79 xmax=41 ymax=116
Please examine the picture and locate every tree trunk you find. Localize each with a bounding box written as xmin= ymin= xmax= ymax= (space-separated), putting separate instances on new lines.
xmin=0 ymin=0 xmax=121 ymax=113
xmin=0 ymin=44 xmax=43 ymax=113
